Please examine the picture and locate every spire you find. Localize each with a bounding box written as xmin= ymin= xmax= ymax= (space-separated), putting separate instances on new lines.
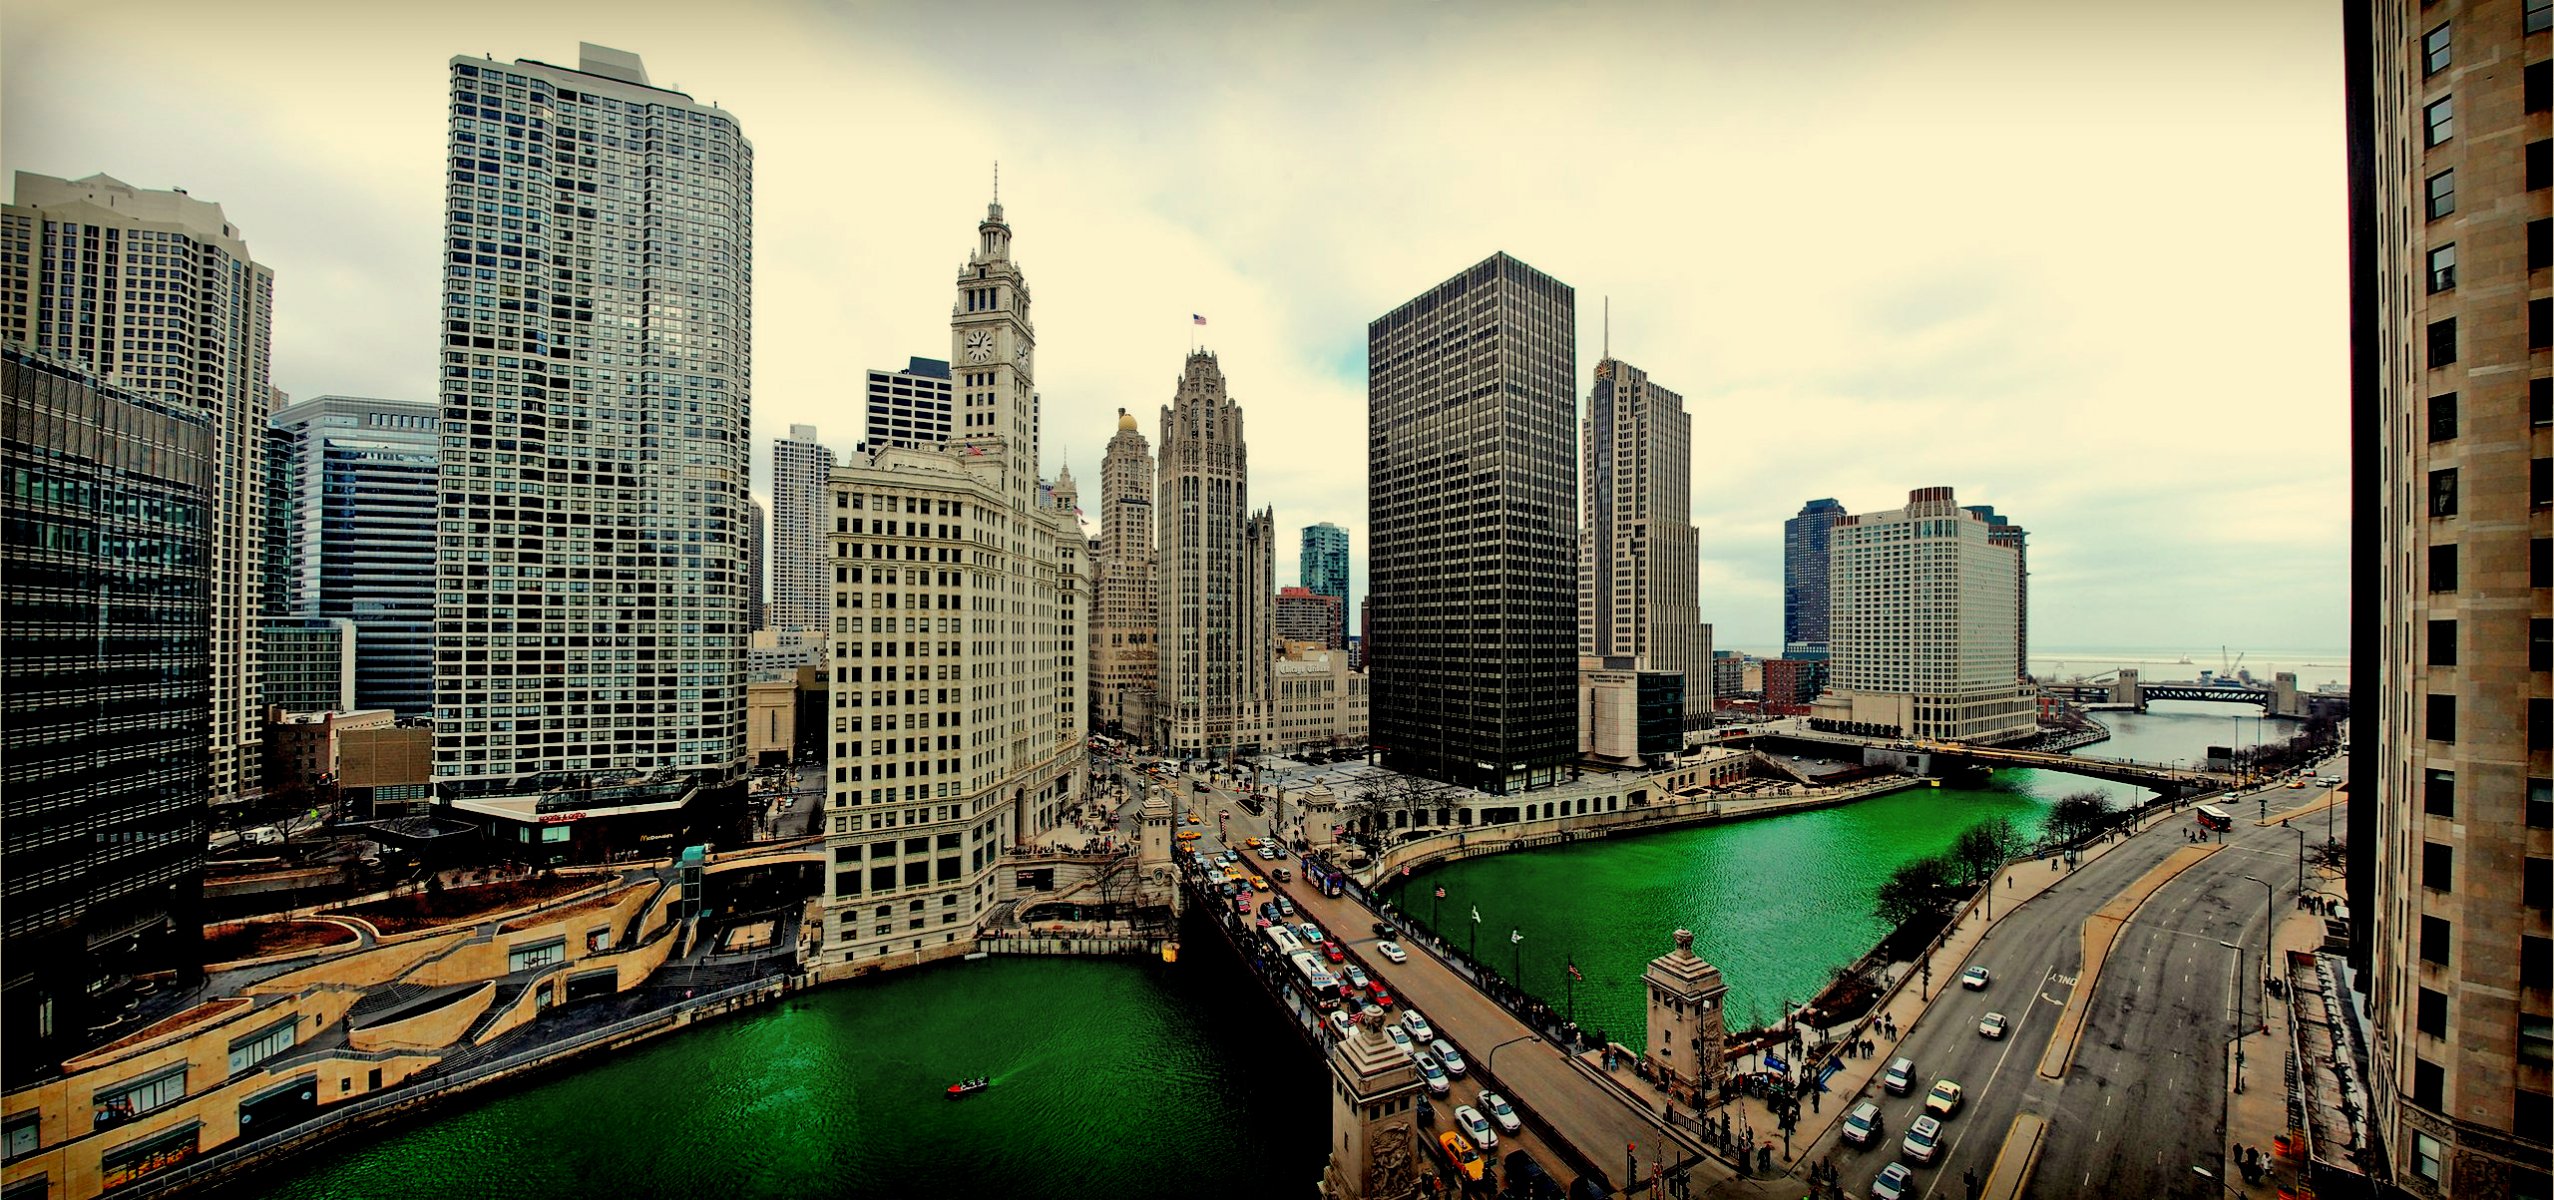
xmin=987 ymin=160 xmax=1003 ymax=225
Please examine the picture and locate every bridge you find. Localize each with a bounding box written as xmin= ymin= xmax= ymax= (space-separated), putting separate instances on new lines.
xmin=1916 ymin=742 xmax=2233 ymax=797
xmin=2035 ymin=669 xmax=2348 ymax=719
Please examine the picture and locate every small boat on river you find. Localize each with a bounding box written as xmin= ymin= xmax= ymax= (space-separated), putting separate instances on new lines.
xmin=945 ymin=1076 xmax=990 ymax=1099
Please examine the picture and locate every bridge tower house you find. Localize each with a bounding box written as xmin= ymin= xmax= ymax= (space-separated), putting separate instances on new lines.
xmin=1321 ymin=1008 xmax=1426 ymax=1200
xmin=1300 ymin=784 xmax=1339 ymax=852
xmin=1138 ymin=785 xmax=1180 ymax=916
xmin=1643 ymin=928 xmax=1730 ymax=1106
xmin=2113 ymin=668 xmax=2143 ymax=710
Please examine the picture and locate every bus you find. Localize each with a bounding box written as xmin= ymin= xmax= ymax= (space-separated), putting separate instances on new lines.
xmin=1288 ymin=951 xmax=1340 ymax=1008
xmin=2194 ymin=805 xmax=2233 ymax=832
xmin=1265 ymin=926 xmax=1305 ymax=957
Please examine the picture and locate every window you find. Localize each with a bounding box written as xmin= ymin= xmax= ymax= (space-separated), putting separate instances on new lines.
xmin=2 ymin=1112 xmax=33 ymax=1161
xmin=2431 ymin=468 xmax=2459 ymax=517
xmin=2428 ymin=318 xmax=2457 ymax=368
xmin=226 ymin=1018 xmax=296 ymax=1076
xmin=2537 ymin=300 xmax=2552 ymax=352
xmin=94 ymin=1068 xmax=186 ymax=1123
xmin=506 ymin=938 xmax=564 ymax=972
xmin=2529 ymin=857 xmax=2551 ymax=910
xmin=2412 ymin=1130 xmax=2443 ymax=1182
xmin=2416 ymin=986 xmax=2447 ymax=1037
xmin=2537 ymin=619 xmax=2552 ymax=671
xmin=99 ymin=1123 xmax=198 ymax=1190
xmin=2428 ymin=693 xmax=2457 ymax=742
xmin=2534 ymin=219 xmax=2552 ymax=270
xmin=2423 ymin=22 xmax=2450 ymax=76
xmin=2430 ymin=543 xmax=2458 ymax=591
xmin=2531 ymin=60 xmax=2550 ymax=115
xmin=2427 ymin=244 xmax=2457 ymax=293
xmin=2424 ymin=96 xmax=2454 ymax=146
xmin=2534 ymin=140 xmax=2553 ymax=191
xmin=2429 ymin=619 xmax=2457 ymax=666
xmin=2421 ymin=914 xmax=2452 ymax=966
xmin=2423 ymin=842 xmax=2453 ymax=891
xmin=2528 ymin=1014 xmax=2554 ymax=1066
xmin=2426 ymin=768 xmax=2456 ymax=816
xmin=2427 ymin=170 xmax=2455 ymax=219
xmin=2533 ymin=779 xmax=2553 ymax=829
xmin=2536 ymin=698 xmax=2552 ymax=752
xmin=2532 ymin=0 xmax=2552 ymax=35
xmin=2528 ymin=934 xmax=2553 ymax=988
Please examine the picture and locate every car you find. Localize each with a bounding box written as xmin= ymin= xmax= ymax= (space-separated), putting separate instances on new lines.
xmin=1478 ymin=1091 xmax=1523 ymax=1135
xmin=1453 ymin=1103 xmax=1498 ymax=1148
xmin=1245 ymin=837 xmax=1263 ymax=849
xmin=1979 ymin=1012 xmax=2008 ymax=1039
xmin=1177 ymin=830 xmax=1202 ymax=842
xmin=1437 ymin=1131 xmax=1485 ymax=1182
xmin=1272 ymin=868 xmax=1292 ymax=883
xmin=1368 ymin=982 xmax=1397 ymax=1008
xmin=1219 ymin=851 xmax=1240 ymax=865
xmin=1871 ymin=1161 xmax=1915 ymax=1199
xmin=1186 ymin=812 xmax=1200 ymax=825
xmin=1384 ymin=1025 xmax=1417 ymax=1057
xmin=1259 ymin=901 xmax=1281 ymax=922
xmin=1960 ymin=965 xmax=1990 ymax=990
xmin=1842 ymin=1101 xmax=1885 ymax=1147
xmin=1298 ymin=922 xmax=1325 ymax=945
xmin=1901 ymin=1115 xmax=1944 ymax=1164
xmin=1249 ymin=875 xmax=1269 ymax=892
xmin=2287 ymin=780 xmax=2306 ymax=789
xmin=1232 ymin=896 xmax=1250 ymax=914
xmin=1370 ymin=921 xmax=1397 ymax=937
xmin=1376 ymin=940 xmax=1408 ymax=964
xmin=1431 ymin=1039 xmax=1466 ymax=1076
xmin=1326 ymin=1010 xmax=1355 ymax=1040
xmin=1400 ymin=1010 xmax=1435 ymax=1042
xmin=1924 ymin=1079 xmax=1964 ymax=1117
xmin=1322 ymin=941 xmax=1345 ymax=964
xmin=1275 ymin=897 xmax=1295 ymax=918
xmin=1411 ymin=1051 xmax=1451 ymax=1096
xmin=1881 ymin=1057 xmax=1917 ymax=1094
xmin=1342 ymin=964 xmax=1370 ymax=989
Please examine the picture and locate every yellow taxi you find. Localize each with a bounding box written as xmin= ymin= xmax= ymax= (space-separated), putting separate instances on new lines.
xmin=1437 ymin=1131 xmax=1484 ymax=1181
xmin=1245 ymin=837 xmax=1264 ymax=850
xmin=1186 ymin=812 xmax=1201 ymax=825
xmin=1249 ymin=874 xmax=1270 ymax=892
xmin=1177 ymin=830 xmax=1202 ymax=842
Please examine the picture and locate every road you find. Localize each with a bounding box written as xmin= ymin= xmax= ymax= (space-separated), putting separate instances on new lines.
xmin=1802 ymin=776 xmax=2342 ymax=1200
xmin=1144 ymin=753 xmax=1716 ymax=1195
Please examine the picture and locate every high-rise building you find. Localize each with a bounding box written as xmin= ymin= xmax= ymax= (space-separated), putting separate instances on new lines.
xmin=1961 ymin=504 xmax=2028 ymax=682
xmin=773 ymin=424 xmax=836 ymax=633
xmin=1155 ymin=351 xmax=1275 ymax=757
xmin=1783 ymin=498 xmax=1848 ymax=661
xmin=1368 ymin=252 xmax=1577 ymax=794
xmin=269 ymin=395 xmax=439 ymax=715
xmin=1 ymin=347 xmax=214 ymax=1071
xmin=1301 ymin=522 xmax=1350 ymax=647
xmin=818 ymin=196 xmax=1084 ymax=965
xmin=1812 ymin=487 xmax=2034 ymax=743
xmin=1274 ymin=586 xmax=1344 ymax=648
xmin=262 ymin=422 xmax=295 ymax=619
xmin=261 ymin=618 xmax=357 ymax=713
xmin=431 ymin=45 xmax=752 ymax=838
xmin=1581 ymin=355 xmax=1708 ymax=721
xmin=1090 ymin=408 xmax=1159 ymax=737
xmin=747 ymin=495 xmax=767 ymax=632
xmin=4 ymin=172 xmax=276 ymax=806
xmin=2351 ymin=4 xmax=2552 ymax=1195
xmin=863 ymin=356 xmax=955 ymax=451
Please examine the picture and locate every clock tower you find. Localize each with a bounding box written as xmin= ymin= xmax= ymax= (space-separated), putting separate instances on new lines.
xmin=951 ymin=189 xmax=1037 ymax=505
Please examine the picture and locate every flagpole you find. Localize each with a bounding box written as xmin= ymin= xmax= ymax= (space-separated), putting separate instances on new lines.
xmin=1567 ymin=954 xmax=1576 ymax=1029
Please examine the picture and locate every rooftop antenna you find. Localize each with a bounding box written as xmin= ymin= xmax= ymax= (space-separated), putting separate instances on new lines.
xmin=1603 ymin=296 xmax=1609 ymax=360
xmin=993 ymin=160 xmax=1000 ymax=204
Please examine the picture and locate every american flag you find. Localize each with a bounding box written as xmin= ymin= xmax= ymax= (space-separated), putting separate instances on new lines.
xmin=1192 ymin=314 xmax=1208 ymax=325
xmin=1567 ymin=959 xmax=1583 ymax=981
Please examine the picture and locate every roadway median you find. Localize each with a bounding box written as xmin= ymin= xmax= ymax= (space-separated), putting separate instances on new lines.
xmin=1978 ymin=1112 xmax=2047 ymax=1200
xmin=2036 ymin=843 xmax=2221 ymax=1080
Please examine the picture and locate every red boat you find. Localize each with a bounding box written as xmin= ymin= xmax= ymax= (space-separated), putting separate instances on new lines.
xmin=945 ymin=1076 xmax=990 ymax=1099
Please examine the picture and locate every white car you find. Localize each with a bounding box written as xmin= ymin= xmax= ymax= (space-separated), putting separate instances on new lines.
xmin=1384 ymin=1025 xmax=1416 ymax=1057
xmin=1979 ymin=1012 xmax=2009 ymax=1040
xmin=1376 ymin=940 xmax=1408 ymax=963
xmin=1960 ymin=965 xmax=1990 ymax=990
xmin=1872 ymin=1161 xmax=1915 ymax=1199
xmin=1453 ymin=1103 xmax=1498 ymax=1149
xmin=1411 ymin=1050 xmax=1451 ymax=1096
xmin=1326 ymin=1010 xmax=1355 ymax=1040
xmin=1400 ymin=1010 xmax=1435 ymax=1042
xmin=1343 ymin=964 xmax=1371 ymax=989
xmin=1477 ymin=1091 xmax=1522 ymax=1135
xmin=1431 ymin=1038 xmax=1466 ymax=1076
xmin=1902 ymin=1115 xmax=1944 ymax=1164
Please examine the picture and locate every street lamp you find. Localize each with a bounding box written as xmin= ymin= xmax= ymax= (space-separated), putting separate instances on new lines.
xmin=1485 ymin=1033 xmax=1535 ymax=1083
xmin=2243 ymin=875 xmax=2275 ymax=1035
xmin=2291 ymin=826 xmax=2308 ymax=899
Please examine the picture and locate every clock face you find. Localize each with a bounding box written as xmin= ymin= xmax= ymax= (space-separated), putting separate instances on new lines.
xmin=965 ymin=329 xmax=994 ymax=363
xmin=1015 ymin=340 xmax=1031 ymax=367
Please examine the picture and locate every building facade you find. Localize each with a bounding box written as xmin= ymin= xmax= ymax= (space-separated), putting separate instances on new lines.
xmin=5 ymin=171 xmax=276 ymax=806
xmin=747 ymin=494 xmax=766 ymax=632
xmin=268 ymin=395 xmax=439 ymax=715
xmin=1762 ymin=657 xmax=1826 ymax=710
xmin=1301 ymin=521 xmax=1350 ymax=647
xmin=772 ymin=424 xmax=836 ymax=635
xmin=1270 ymin=644 xmax=1368 ymax=753
xmin=1580 ymin=356 xmax=1708 ymax=721
xmin=863 ymin=356 xmax=955 ymax=452
xmin=1 ymin=347 xmax=214 ymax=1073
xmin=1089 ymin=408 xmax=1158 ymax=738
xmin=260 ymin=618 xmax=356 ymax=713
xmin=817 ymin=196 xmax=1084 ymax=965
xmin=1368 ymin=253 xmax=1578 ymax=794
xmin=2353 ymin=3 xmax=2553 ymax=1196
xmin=430 ymin=46 xmax=752 ymax=830
xmin=1783 ymin=497 xmax=1848 ymax=660
xmin=1812 ymin=487 xmax=2034 ymax=743
xmin=1155 ymin=350 xmax=1275 ymax=758
xmin=1274 ymin=586 xmax=1345 ymax=649
xmin=1962 ymin=503 xmax=2029 ymax=683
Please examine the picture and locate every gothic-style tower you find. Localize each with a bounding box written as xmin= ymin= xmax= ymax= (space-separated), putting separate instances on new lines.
xmin=951 ymin=191 xmax=1036 ymax=506
xmin=1154 ymin=351 xmax=1274 ymax=757
xmin=1091 ymin=409 xmax=1159 ymax=735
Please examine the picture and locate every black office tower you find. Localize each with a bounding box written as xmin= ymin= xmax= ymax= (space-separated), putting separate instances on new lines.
xmin=1368 ymin=253 xmax=1577 ymax=795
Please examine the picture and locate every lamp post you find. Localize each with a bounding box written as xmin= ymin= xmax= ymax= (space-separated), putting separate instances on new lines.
xmin=2292 ymin=826 xmax=2308 ymax=899
xmin=1485 ymin=1033 xmax=1535 ymax=1083
xmin=2243 ymin=875 xmax=2275 ymax=1034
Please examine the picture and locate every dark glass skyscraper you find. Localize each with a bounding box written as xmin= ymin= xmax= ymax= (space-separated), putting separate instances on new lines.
xmin=1782 ymin=498 xmax=1847 ymax=660
xmin=1 ymin=346 xmax=213 ymax=1072
xmin=1300 ymin=522 xmax=1350 ymax=648
xmin=270 ymin=395 xmax=439 ymax=716
xmin=1368 ymin=252 xmax=1576 ymax=795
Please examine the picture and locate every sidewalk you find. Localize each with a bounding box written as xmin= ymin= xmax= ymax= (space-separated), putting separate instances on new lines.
xmin=2222 ymin=904 xmax=2339 ymax=1197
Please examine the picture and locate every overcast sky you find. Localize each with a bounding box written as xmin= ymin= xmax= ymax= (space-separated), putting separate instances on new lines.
xmin=3 ymin=0 xmax=2348 ymax=654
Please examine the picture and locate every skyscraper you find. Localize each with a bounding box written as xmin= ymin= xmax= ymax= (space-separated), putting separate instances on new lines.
xmin=269 ymin=395 xmax=440 ymax=715
xmin=1090 ymin=408 xmax=1158 ymax=736
xmin=772 ymin=424 xmax=835 ymax=633
xmin=1813 ymin=487 xmax=2033 ymax=743
xmin=431 ymin=45 xmax=752 ymax=832
xmin=1 ymin=347 xmax=214 ymax=1069
xmin=4 ymin=172 xmax=275 ymax=806
xmin=746 ymin=495 xmax=766 ymax=632
xmin=1274 ymin=586 xmax=1345 ymax=648
xmin=1961 ymin=503 xmax=2028 ymax=682
xmin=2351 ymin=3 xmax=2551 ymax=1194
xmin=1155 ymin=351 xmax=1275 ymax=757
xmin=1369 ymin=253 xmax=1577 ymax=794
xmin=1301 ymin=521 xmax=1350 ymax=647
xmin=818 ymin=195 xmax=1084 ymax=964
xmin=1580 ymin=355 xmax=1707 ymax=720
xmin=863 ymin=357 xmax=955 ymax=451
xmin=1783 ymin=498 xmax=1848 ymax=661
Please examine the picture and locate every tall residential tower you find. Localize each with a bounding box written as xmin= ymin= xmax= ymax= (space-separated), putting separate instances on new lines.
xmin=772 ymin=424 xmax=835 ymax=633
xmin=1812 ymin=487 xmax=2033 ymax=743
xmin=1368 ymin=253 xmax=1577 ymax=794
xmin=1580 ymin=355 xmax=1709 ymax=720
xmin=1301 ymin=522 xmax=1350 ymax=648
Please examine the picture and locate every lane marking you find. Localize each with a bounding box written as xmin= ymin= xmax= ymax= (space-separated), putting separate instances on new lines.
xmin=2038 ymin=844 xmax=2223 ymax=1080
